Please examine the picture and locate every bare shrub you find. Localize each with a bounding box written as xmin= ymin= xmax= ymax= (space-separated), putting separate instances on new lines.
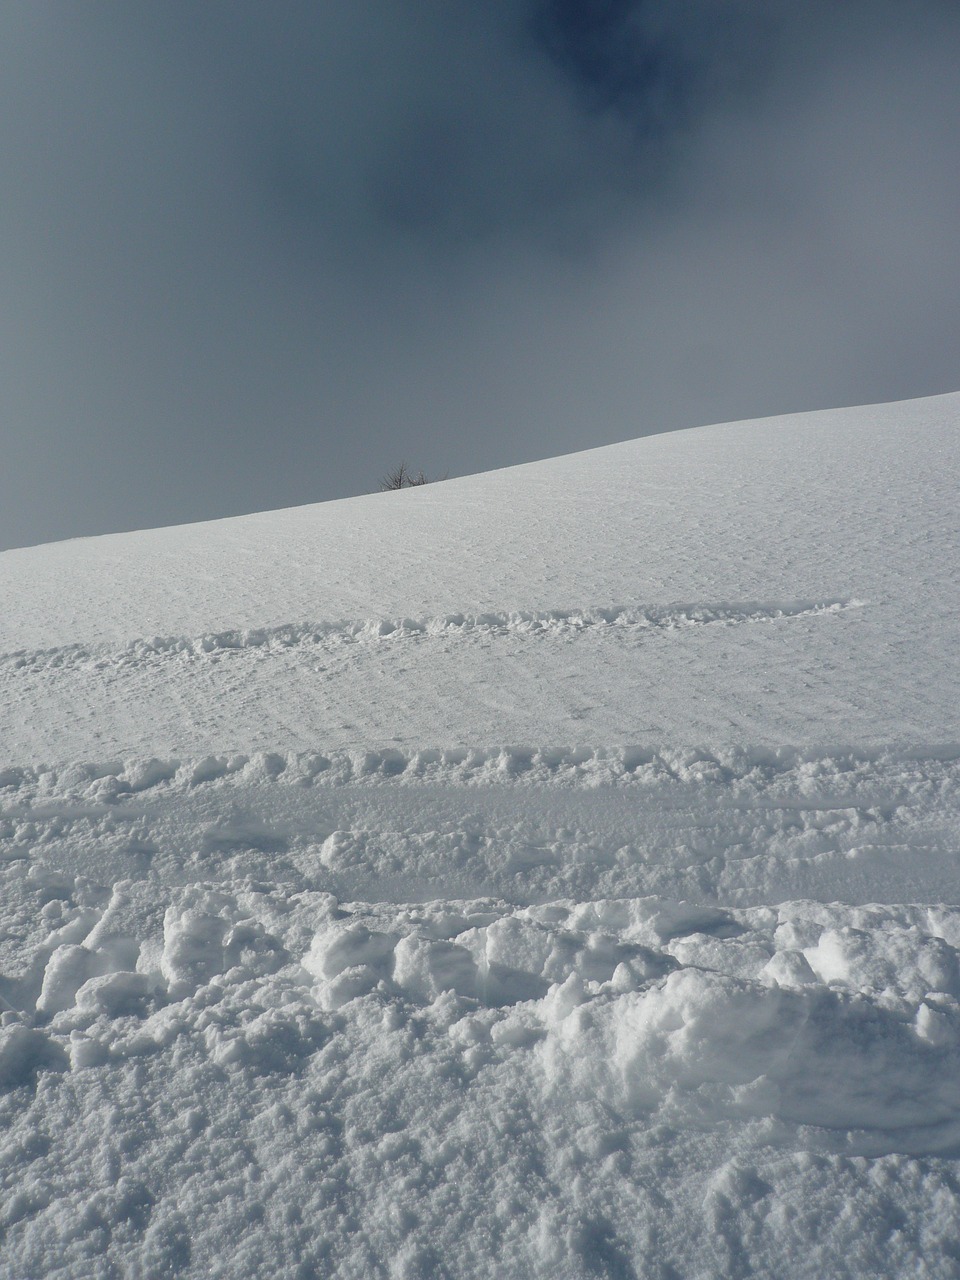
xmin=379 ymin=463 xmax=431 ymax=491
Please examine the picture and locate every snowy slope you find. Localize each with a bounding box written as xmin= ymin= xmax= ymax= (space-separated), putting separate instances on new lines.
xmin=3 ymin=393 xmax=958 ymax=763
xmin=1 ymin=393 xmax=959 ymax=1278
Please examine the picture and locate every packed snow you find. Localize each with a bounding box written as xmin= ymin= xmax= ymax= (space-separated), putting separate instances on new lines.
xmin=0 ymin=393 xmax=958 ymax=1278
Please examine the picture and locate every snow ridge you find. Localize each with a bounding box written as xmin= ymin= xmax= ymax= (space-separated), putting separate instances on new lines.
xmin=1 ymin=598 xmax=862 ymax=674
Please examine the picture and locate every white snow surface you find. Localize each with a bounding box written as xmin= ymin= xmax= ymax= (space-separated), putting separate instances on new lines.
xmin=0 ymin=392 xmax=958 ymax=1278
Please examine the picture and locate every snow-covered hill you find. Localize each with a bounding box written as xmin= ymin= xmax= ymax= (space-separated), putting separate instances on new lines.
xmin=1 ymin=393 xmax=958 ymax=1278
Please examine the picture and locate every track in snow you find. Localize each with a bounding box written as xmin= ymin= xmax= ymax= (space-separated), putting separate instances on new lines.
xmin=2 ymin=744 xmax=958 ymax=907
xmin=6 ymin=595 xmax=933 ymax=761
xmin=1 ymin=598 xmax=860 ymax=673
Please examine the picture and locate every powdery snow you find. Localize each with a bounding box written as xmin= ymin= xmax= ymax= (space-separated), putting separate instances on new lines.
xmin=0 ymin=393 xmax=958 ymax=1278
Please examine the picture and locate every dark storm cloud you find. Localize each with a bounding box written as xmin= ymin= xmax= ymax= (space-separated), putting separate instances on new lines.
xmin=530 ymin=0 xmax=773 ymax=125
xmin=1 ymin=2 xmax=958 ymax=549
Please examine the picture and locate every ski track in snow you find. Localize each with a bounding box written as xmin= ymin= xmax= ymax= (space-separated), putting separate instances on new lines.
xmin=6 ymin=596 xmax=926 ymax=761
xmin=0 ymin=598 xmax=861 ymax=674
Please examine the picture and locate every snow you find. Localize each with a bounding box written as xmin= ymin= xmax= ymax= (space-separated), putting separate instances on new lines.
xmin=0 ymin=392 xmax=958 ymax=1277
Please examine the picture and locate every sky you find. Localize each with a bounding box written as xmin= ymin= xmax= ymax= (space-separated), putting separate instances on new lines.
xmin=1 ymin=2 xmax=958 ymax=551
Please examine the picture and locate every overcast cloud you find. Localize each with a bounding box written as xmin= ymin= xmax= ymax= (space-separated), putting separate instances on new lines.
xmin=1 ymin=1 xmax=958 ymax=549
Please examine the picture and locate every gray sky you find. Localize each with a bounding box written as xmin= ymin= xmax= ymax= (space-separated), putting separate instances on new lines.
xmin=1 ymin=1 xmax=958 ymax=550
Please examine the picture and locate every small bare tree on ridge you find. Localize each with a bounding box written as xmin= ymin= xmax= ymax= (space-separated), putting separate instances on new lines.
xmin=379 ymin=462 xmax=431 ymax=491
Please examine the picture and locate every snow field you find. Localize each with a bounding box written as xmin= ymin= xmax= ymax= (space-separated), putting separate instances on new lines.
xmin=0 ymin=393 xmax=958 ymax=1276
xmin=2 ymin=747 xmax=960 ymax=1275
